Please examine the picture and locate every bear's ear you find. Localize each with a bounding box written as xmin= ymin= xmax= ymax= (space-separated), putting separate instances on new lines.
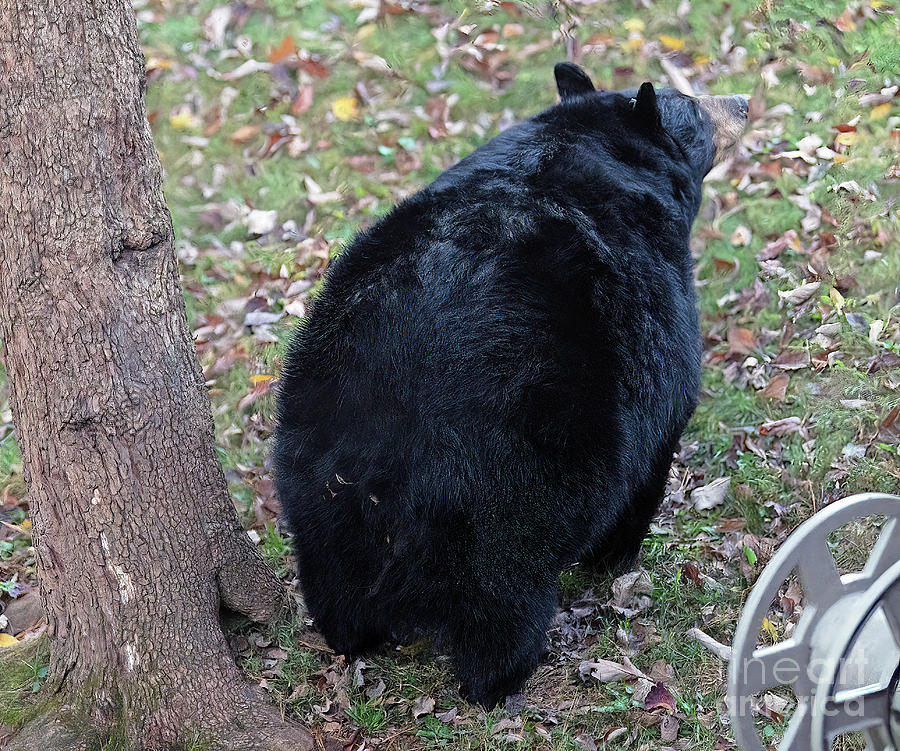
xmin=554 ymin=62 xmax=595 ymax=102
xmin=630 ymin=82 xmax=661 ymax=127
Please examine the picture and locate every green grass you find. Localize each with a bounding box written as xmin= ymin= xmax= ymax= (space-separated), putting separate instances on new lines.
xmin=0 ymin=641 xmax=50 ymax=729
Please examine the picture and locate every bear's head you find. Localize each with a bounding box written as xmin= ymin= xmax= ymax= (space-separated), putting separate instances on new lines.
xmin=553 ymin=62 xmax=748 ymax=176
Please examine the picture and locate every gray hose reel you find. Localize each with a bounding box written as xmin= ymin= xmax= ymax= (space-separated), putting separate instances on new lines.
xmin=728 ymin=493 xmax=900 ymax=750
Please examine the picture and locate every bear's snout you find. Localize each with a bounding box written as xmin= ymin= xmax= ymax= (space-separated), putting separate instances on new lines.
xmin=698 ymin=93 xmax=750 ymax=163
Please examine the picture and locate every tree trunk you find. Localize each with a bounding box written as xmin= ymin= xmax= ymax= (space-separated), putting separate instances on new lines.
xmin=0 ymin=2 xmax=312 ymax=749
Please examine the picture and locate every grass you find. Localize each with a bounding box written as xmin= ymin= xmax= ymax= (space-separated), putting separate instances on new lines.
xmin=1 ymin=0 xmax=899 ymax=748
xmin=0 ymin=641 xmax=50 ymax=729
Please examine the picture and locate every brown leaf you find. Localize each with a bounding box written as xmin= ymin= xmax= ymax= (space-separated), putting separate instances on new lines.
xmin=759 ymin=692 xmax=790 ymax=721
xmin=291 ymin=84 xmax=315 ymax=116
xmin=773 ymin=350 xmax=810 ymax=370
xmin=268 ymin=35 xmax=296 ymax=64
xmin=412 ymin=695 xmax=435 ymax=720
xmin=757 ymin=229 xmax=799 ymax=260
xmin=761 ymin=374 xmax=789 ymax=401
xmin=713 ymin=256 xmax=737 ymax=274
xmin=682 ymin=562 xmax=703 ymax=587
xmin=760 ymin=416 xmax=804 ymax=437
xmin=237 ymin=377 xmax=275 ymax=411
xmin=229 ymin=124 xmax=261 ymax=144
xmin=869 ymin=352 xmax=900 ymax=373
xmin=607 ymin=568 xmax=653 ymax=616
xmin=648 ymin=659 xmax=676 ymax=684
xmin=878 ymin=406 xmax=900 ymax=444
xmin=834 ymin=8 xmax=857 ymax=31
xmin=426 ymin=97 xmax=450 ymax=139
xmin=579 ymin=657 xmax=650 ymax=683
xmin=298 ymin=54 xmax=330 ymax=79
xmin=727 ymin=327 xmax=756 ymax=355
xmin=644 ymin=682 xmax=677 ymax=713
xmin=660 ymin=714 xmax=680 ymax=742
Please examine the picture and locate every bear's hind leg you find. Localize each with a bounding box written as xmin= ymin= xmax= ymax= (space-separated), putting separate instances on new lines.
xmin=297 ymin=544 xmax=391 ymax=657
xmin=312 ymin=597 xmax=390 ymax=657
xmin=448 ymin=582 xmax=557 ymax=708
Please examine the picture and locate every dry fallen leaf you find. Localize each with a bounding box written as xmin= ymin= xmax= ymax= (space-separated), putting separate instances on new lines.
xmin=644 ymin=682 xmax=677 ymax=713
xmin=772 ymin=350 xmax=810 ymax=370
xmin=761 ymin=374 xmax=789 ymax=401
xmin=579 ymin=656 xmax=650 ymax=683
xmin=246 ymin=209 xmax=278 ymax=235
xmin=778 ymin=281 xmax=821 ymax=306
xmin=658 ymin=34 xmax=685 ymax=51
xmin=759 ymin=691 xmax=790 ymax=721
xmin=332 ymin=96 xmax=360 ymax=121
xmin=691 ymin=477 xmax=730 ymax=511
xmin=268 ymin=35 xmax=296 ymax=64
xmin=229 ymin=124 xmax=261 ymax=143
xmin=727 ymin=327 xmax=756 ymax=355
xmin=759 ymin=416 xmax=804 ymax=437
xmin=660 ymin=714 xmax=680 ymax=742
xmin=878 ymin=406 xmax=900 ymax=443
xmin=869 ymin=103 xmax=891 ymax=121
xmin=412 ymin=695 xmax=435 ymax=720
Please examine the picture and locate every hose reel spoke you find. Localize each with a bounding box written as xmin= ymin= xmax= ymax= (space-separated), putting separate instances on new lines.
xmin=797 ymin=537 xmax=842 ymax=610
xmin=822 ymin=686 xmax=890 ymax=740
xmin=736 ymin=640 xmax=810 ymax=696
xmin=778 ymin=701 xmax=811 ymax=751
xmin=881 ymin=585 xmax=900 ymax=638
xmin=866 ymin=518 xmax=900 ymax=582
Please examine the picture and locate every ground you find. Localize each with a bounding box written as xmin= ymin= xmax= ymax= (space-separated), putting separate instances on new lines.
xmin=1 ymin=1 xmax=899 ymax=750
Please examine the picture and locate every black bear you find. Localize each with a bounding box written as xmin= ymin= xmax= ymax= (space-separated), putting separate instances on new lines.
xmin=273 ymin=63 xmax=747 ymax=707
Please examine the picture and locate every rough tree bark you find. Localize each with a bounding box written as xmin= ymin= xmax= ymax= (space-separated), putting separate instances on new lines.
xmin=0 ymin=2 xmax=313 ymax=749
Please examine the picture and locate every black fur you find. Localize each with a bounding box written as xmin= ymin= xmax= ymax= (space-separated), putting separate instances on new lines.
xmin=274 ymin=68 xmax=716 ymax=707
xmin=553 ymin=61 xmax=596 ymax=101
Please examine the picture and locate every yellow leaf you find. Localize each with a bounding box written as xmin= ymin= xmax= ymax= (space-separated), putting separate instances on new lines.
xmin=145 ymin=57 xmax=172 ymax=71
xmin=830 ymin=287 xmax=845 ymax=313
xmin=21 ymin=519 xmax=31 ymax=530
xmin=621 ymin=37 xmax=644 ymax=52
xmin=833 ymin=153 xmax=849 ymax=163
xmin=250 ymin=374 xmax=275 ymax=384
xmin=658 ymin=34 xmax=685 ymax=51
xmin=169 ymin=111 xmax=197 ymax=131
xmin=835 ymin=131 xmax=860 ymax=146
xmin=871 ymin=0 xmax=885 ymax=7
xmin=0 ymin=634 xmax=19 ymax=648
xmin=826 ymin=55 xmax=841 ymax=66
xmin=355 ymin=23 xmax=377 ymax=41
xmin=623 ymin=17 xmax=645 ymax=32
xmin=694 ymin=54 xmax=711 ymax=65
xmin=870 ymin=103 xmax=891 ymax=121
xmin=761 ymin=617 xmax=778 ymax=643
xmin=332 ymin=97 xmax=359 ymax=121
